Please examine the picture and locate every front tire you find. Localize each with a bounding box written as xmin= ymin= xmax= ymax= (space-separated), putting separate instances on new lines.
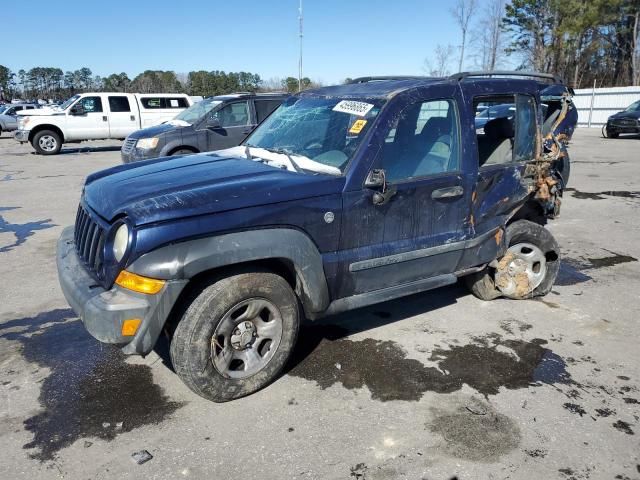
xmin=170 ymin=272 xmax=300 ymax=402
xmin=465 ymin=220 xmax=560 ymax=300
xmin=32 ymin=130 xmax=62 ymax=155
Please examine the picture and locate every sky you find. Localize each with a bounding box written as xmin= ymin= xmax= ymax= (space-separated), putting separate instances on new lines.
xmin=4 ymin=0 xmax=510 ymax=85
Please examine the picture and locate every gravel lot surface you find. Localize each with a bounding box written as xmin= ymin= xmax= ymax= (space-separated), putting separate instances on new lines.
xmin=1 ymin=130 xmax=639 ymax=479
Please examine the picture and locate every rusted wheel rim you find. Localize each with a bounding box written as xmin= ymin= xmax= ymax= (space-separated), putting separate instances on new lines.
xmin=210 ymin=298 xmax=283 ymax=379
xmin=495 ymin=243 xmax=547 ymax=298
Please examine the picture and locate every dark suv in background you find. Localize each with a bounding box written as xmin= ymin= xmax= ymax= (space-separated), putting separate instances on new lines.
xmin=121 ymin=92 xmax=287 ymax=163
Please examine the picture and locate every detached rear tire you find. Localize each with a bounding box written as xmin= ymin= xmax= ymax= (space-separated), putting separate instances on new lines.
xmin=32 ymin=130 xmax=62 ymax=155
xmin=170 ymin=271 xmax=300 ymax=402
xmin=465 ymin=220 xmax=560 ymax=300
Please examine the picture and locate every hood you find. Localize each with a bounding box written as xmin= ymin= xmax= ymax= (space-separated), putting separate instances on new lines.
xmin=17 ymin=107 xmax=64 ymax=116
xmin=84 ymin=150 xmax=345 ymax=225
xmin=609 ymin=110 xmax=640 ymax=120
xmin=127 ymin=122 xmax=187 ymax=139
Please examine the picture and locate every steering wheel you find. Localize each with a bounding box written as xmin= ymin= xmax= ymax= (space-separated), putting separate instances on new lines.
xmin=303 ymin=139 xmax=324 ymax=150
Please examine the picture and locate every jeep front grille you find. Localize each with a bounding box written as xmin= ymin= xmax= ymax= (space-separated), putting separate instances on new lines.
xmin=74 ymin=205 xmax=106 ymax=278
xmin=122 ymin=138 xmax=137 ymax=154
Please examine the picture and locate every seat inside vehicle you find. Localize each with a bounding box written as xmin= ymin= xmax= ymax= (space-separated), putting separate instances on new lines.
xmin=477 ymin=117 xmax=514 ymax=166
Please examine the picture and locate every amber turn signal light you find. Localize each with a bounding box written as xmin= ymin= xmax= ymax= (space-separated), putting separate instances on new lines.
xmin=121 ymin=318 xmax=142 ymax=336
xmin=115 ymin=270 xmax=165 ymax=295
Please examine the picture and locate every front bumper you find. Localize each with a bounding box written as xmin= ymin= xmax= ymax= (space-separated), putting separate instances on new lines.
xmin=56 ymin=226 xmax=187 ymax=355
xmin=121 ymin=147 xmax=159 ymax=164
xmin=14 ymin=129 xmax=30 ymax=142
xmin=607 ymin=121 xmax=640 ymax=134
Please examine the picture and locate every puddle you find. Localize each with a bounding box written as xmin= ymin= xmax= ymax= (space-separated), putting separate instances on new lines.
xmin=0 ymin=309 xmax=184 ymax=461
xmin=565 ymin=188 xmax=640 ymax=200
xmin=288 ymin=327 xmax=570 ymax=401
xmin=0 ymin=208 xmax=56 ymax=253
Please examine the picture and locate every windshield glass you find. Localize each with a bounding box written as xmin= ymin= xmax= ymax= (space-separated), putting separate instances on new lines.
xmin=0 ymin=105 xmax=8 ymax=114
xmin=625 ymin=100 xmax=640 ymax=112
xmin=244 ymin=96 xmax=384 ymax=174
xmin=174 ymin=98 xmax=223 ymax=124
xmin=60 ymin=94 xmax=81 ymax=111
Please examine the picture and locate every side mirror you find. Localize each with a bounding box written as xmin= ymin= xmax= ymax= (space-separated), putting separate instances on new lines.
xmin=207 ymin=118 xmax=221 ymax=129
xmin=364 ymin=169 xmax=386 ymax=188
xmin=70 ymin=103 xmax=85 ymax=116
xmin=365 ymin=169 xmax=397 ymax=205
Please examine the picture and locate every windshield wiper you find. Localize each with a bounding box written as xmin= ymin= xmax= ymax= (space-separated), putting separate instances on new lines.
xmin=260 ymin=147 xmax=304 ymax=173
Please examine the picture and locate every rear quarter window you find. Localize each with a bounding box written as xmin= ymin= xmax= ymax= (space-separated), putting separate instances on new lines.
xmin=141 ymin=97 xmax=188 ymax=109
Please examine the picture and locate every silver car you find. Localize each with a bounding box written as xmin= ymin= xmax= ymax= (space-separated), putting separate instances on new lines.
xmin=0 ymin=104 xmax=40 ymax=135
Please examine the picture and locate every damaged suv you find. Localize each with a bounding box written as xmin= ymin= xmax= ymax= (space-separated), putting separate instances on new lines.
xmin=57 ymin=72 xmax=577 ymax=402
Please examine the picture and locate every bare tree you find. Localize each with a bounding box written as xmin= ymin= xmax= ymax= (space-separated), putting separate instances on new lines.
xmin=633 ymin=8 xmax=639 ymax=85
xmin=423 ymin=44 xmax=456 ymax=77
xmin=450 ymin=0 xmax=478 ymax=72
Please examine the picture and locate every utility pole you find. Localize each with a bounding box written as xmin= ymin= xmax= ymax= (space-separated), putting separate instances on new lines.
xmin=298 ymin=0 xmax=303 ymax=92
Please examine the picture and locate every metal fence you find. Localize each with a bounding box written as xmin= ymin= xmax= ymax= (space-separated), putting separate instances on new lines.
xmin=573 ymin=85 xmax=640 ymax=128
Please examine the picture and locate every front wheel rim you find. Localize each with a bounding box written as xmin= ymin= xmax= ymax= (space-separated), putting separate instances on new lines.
xmin=210 ymin=297 xmax=284 ymax=379
xmin=38 ymin=135 xmax=57 ymax=152
xmin=495 ymin=242 xmax=547 ymax=298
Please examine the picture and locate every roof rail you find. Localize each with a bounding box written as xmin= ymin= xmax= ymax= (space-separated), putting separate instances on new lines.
xmin=450 ymin=71 xmax=563 ymax=84
xmin=348 ymin=76 xmax=434 ymax=84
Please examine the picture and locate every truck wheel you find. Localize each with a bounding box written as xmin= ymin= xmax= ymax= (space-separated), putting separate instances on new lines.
xmin=170 ymin=272 xmax=300 ymax=402
xmin=465 ymin=220 xmax=560 ymax=301
xmin=32 ymin=130 xmax=62 ymax=155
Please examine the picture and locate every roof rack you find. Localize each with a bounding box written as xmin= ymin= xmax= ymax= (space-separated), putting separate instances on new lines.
xmin=348 ymin=76 xmax=434 ymax=84
xmin=450 ymin=71 xmax=563 ymax=84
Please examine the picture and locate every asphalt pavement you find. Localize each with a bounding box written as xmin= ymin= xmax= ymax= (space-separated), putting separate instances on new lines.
xmin=0 ymin=130 xmax=639 ymax=479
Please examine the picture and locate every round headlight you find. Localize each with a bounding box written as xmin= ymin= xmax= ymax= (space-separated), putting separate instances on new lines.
xmin=112 ymin=223 xmax=129 ymax=262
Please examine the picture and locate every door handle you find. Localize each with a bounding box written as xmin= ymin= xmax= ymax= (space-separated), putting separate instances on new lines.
xmin=102 ymin=116 xmax=108 ymax=122
xmin=432 ymin=185 xmax=464 ymax=200
xmin=130 ymin=115 xmax=135 ymax=121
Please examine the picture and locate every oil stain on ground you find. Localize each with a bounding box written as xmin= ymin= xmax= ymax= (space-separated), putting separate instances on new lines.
xmin=564 ymin=188 xmax=640 ymax=200
xmin=0 ymin=309 xmax=184 ymax=461
xmin=556 ymin=250 xmax=637 ymax=286
xmin=288 ymin=326 xmax=570 ymax=401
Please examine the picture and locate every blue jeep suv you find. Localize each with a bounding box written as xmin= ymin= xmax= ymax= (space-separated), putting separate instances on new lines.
xmin=57 ymin=72 xmax=577 ymax=402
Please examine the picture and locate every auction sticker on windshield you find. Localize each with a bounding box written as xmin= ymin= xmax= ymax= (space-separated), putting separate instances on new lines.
xmin=349 ymin=119 xmax=368 ymax=134
xmin=333 ymin=100 xmax=374 ymax=117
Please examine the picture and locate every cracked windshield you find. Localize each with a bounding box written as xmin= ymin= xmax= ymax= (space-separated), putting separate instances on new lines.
xmin=245 ymin=96 xmax=385 ymax=174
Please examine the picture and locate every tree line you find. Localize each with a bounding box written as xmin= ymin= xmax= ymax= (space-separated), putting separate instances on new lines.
xmin=426 ymin=0 xmax=640 ymax=88
xmin=0 ymin=66 xmax=321 ymax=101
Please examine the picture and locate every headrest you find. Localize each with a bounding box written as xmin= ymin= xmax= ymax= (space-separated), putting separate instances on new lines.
xmin=420 ymin=117 xmax=449 ymax=137
xmin=483 ymin=117 xmax=514 ymax=140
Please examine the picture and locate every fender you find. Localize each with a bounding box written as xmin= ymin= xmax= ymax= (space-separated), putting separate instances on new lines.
xmin=127 ymin=228 xmax=330 ymax=315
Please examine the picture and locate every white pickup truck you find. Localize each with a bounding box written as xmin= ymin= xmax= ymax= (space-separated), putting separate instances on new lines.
xmin=14 ymin=92 xmax=193 ymax=155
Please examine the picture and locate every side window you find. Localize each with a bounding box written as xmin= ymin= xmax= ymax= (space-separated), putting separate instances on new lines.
xmin=108 ymin=96 xmax=131 ymax=112
xmin=254 ymin=100 xmax=282 ymax=123
xmin=80 ymin=97 xmax=103 ymax=113
xmin=381 ymin=99 xmax=459 ymax=182
xmin=166 ymin=97 xmax=188 ymax=108
xmin=474 ymin=94 xmax=537 ymax=167
xmin=26 ymin=106 xmax=34 ymax=110
xmin=514 ymin=94 xmax=537 ymax=162
xmin=141 ymin=98 xmax=162 ymax=109
xmin=214 ymin=101 xmax=250 ymax=127
xmin=6 ymin=107 xmax=16 ymax=115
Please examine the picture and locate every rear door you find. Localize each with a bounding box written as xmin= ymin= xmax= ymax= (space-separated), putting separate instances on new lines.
xmin=205 ymin=100 xmax=253 ymax=150
xmin=107 ymin=95 xmax=137 ymax=139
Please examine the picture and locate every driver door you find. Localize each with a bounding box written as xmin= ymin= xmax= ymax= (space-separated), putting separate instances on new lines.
xmin=205 ymin=101 xmax=254 ymax=150
xmin=336 ymin=97 xmax=470 ymax=298
xmin=66 ymin=96 xmax=108 ymax=140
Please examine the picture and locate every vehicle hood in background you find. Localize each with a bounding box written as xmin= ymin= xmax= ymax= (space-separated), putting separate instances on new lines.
xmin=127 ymin=122 xmax=186 ymax=139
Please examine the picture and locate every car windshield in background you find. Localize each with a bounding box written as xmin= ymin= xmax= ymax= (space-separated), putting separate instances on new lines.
xmin=174 ymin=98 xmax=223 ymax=124
xmin=59 ymin=94 xmax=81 ymax=110
xmin=624 ymin=100 xmax=640 ymax=112
xmin=0 ymin=105 xmax=8 ymax=114
xmin=244 ymin=96 xmax=384 ymax=174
